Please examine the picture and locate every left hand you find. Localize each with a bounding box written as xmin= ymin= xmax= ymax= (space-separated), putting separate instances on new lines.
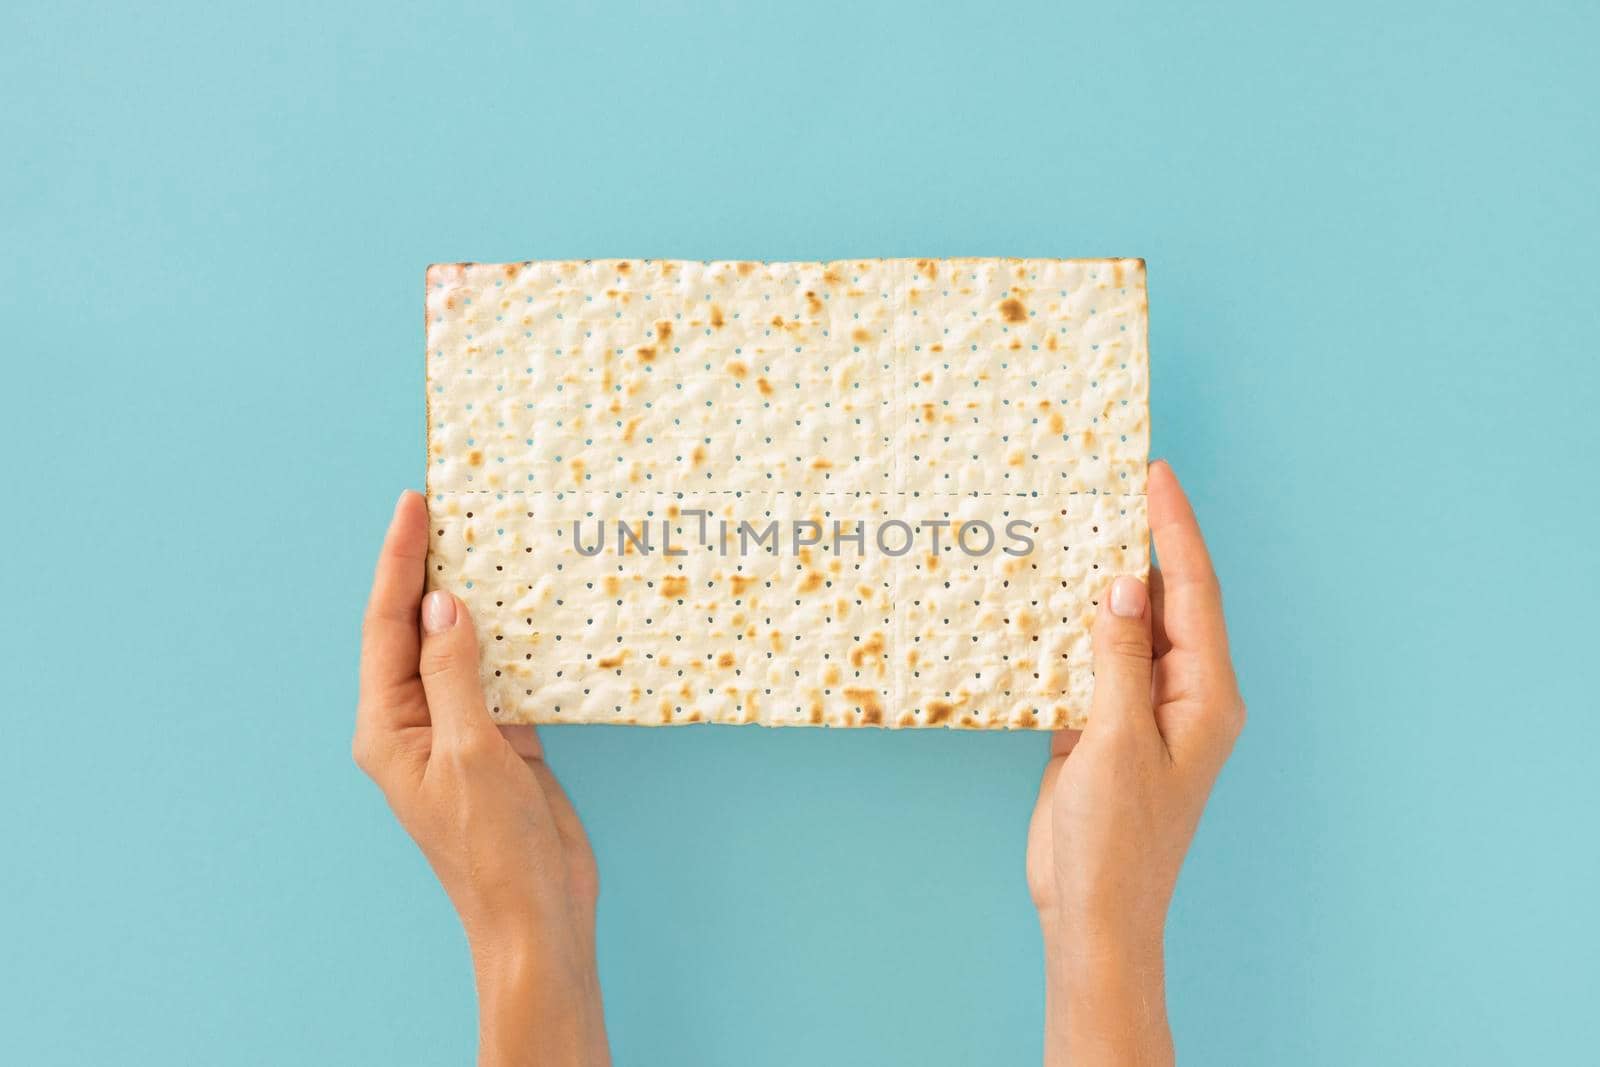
xmin=353 ymin=490 xmax=608 ymax=1066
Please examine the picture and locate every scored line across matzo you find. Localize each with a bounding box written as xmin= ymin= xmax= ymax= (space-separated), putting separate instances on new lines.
xmin=424 ymin=258 xmax=1149 ymax=729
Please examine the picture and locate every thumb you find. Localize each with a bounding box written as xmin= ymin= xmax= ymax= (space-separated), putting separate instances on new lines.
xmin=418 ymin=589 xmax=494 ymax=746
xmin=1086 ymin=575 xmax=1156 ymax=738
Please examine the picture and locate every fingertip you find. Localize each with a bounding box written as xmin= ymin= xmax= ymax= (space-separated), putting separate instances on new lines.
xmin=1148 ymin=459 xmax=1184 ymax=508
xmin=1147 ymin=460 xmax=1210 ymax=573
xmin=1107 ymin=575 xmax=1148 ymax=619
xmin=422 ymin=589 xmax=458 ymax=634
xmin=393 ymin=488 xmax=427 ymax=527
xmin=416 ymin=591 xmax=492 ymax=740
xmin=380 ymin=491 xmax=430 ymax=567
xmin=1087 ymin=576 xmax=1157 ymax=735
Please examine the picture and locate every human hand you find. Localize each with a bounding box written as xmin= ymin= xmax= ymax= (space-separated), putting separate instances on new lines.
xmin=1026 ymin=460 xmax=1246 ymax=1066
xmin=354 ymin=491 xmax=609 ymax=1067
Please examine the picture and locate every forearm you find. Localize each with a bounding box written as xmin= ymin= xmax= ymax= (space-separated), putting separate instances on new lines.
xmin=1043 ymin=928 xmax=1173 ymax=1067
xmin=473 ymin=934 xmax=609 ymax=1067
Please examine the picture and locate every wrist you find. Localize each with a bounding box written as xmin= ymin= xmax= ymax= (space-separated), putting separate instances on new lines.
xmin=1042 ymin=927 xmax=1171 ymax=1067
xmin=471 ymin=928 xmax=607 ymax=1067
xmin=464 ymin=900 xmax=590 ymax=989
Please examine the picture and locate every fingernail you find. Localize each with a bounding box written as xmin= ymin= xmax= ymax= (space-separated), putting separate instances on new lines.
xmin=1110 ymin=576 xmax=1147 ymax=618
xmin=422 ymin=590 xmax=456 ymax=633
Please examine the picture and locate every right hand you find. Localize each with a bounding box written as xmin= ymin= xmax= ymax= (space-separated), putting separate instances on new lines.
xmin=1026 ymin=460 xmax=1246 ymax=1065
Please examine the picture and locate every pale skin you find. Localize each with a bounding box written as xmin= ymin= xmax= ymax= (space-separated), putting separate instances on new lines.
xmin=1026 ymin=459 xmax=1246 ymax=1065
xmin=353 ymin=491 xmax=608 ymax=1066
xmin=355 ymin=459 xmax=1241 ymax=1066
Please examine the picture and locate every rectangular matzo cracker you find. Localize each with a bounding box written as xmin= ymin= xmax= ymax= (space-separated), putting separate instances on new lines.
xmin=424 ymin=258 xmax=1148 ymax=729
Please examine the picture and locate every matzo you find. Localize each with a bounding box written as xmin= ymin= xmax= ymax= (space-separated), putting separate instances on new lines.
xmin=424 ymin=258 xmax=1148 ymax=729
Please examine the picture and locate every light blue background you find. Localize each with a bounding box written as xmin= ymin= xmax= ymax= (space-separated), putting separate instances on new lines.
xmin=4 ymin=2 xmax=1597 ymax=1063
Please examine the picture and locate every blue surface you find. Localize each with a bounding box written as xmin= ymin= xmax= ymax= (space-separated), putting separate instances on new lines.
xmin=5 ymin=2 xmax=1598 ymax=1063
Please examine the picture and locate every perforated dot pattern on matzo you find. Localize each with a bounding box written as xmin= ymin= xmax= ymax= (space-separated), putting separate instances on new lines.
xmin=425 ymin=258 xmax=1148 ymax=729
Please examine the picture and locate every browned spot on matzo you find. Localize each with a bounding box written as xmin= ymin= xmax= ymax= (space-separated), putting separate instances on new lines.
xmin=850 ymin=632 xmax=886 ymax=674
xmin=845 ymin=688 xmax=884 ymax=725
